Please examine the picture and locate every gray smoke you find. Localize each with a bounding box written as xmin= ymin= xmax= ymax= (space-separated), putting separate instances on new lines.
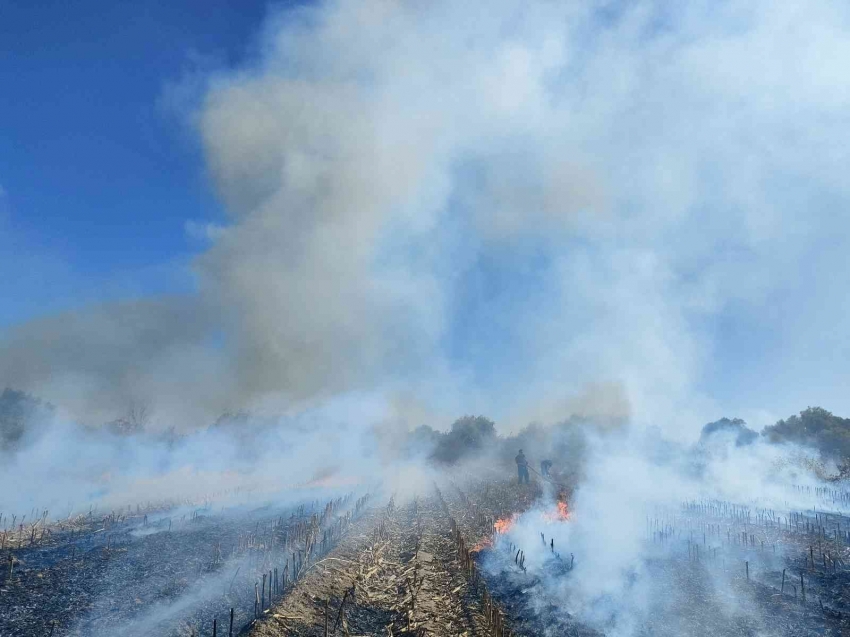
xmin=1 ymin=0 xmax=849 ymax=434
xmin=488 ymin=428 xmax=830 ymax=636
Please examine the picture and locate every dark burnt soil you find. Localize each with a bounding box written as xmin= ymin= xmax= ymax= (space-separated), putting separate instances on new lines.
xmin=438 ymin=476 xmax=850 ymax=637
xmin=1 ymin=496 xmax=362 ymax=637
xmin=250 ymin=493 xmax=494 ymax=637
xmin=476 ymin=545 xmax=849 ymax=637
xmin=7 ymin=473 xmax=850 ymax=637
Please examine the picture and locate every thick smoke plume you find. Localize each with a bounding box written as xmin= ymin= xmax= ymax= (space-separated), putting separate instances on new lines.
xmin=5 ymin=4 xmax=850 ymax=635
xmin=3 ymin=0 xmax=850 ymax=432
xmin=485 ymin=429 xmax=836 ymax=636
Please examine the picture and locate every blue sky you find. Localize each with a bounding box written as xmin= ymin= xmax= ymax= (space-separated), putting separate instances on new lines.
xmin=0 ymin=1 xmax=277 ymax=323
xmin=1 ymin=0 xmax=849 ymax=433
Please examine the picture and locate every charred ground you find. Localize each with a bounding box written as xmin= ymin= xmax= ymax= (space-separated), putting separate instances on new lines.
xmin=5 ymin=473 xmax=850 ymax=636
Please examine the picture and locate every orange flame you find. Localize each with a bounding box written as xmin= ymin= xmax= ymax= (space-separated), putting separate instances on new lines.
xmin=303 ymin=474 xmax=362 ymax=488
xmin=494 ymin=513 xmax=520 ymax=534
xmin=557 ymin=500 xmax=570 ymax=519
xmin=471 ymin=537 xmax=493 ymax=553
xmin=542 ymin=500 xmax=570 ymax=522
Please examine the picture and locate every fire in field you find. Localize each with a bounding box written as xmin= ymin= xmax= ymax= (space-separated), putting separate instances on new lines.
xmin=4 ymin=0 xmax=850 ymax=635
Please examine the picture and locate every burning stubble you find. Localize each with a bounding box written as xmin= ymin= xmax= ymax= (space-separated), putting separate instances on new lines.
xmin=4 ymin=0 xmax=850 ymax=635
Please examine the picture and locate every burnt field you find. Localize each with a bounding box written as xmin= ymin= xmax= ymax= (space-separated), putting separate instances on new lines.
xmin=448 ymin=481 xmax=850 ymax=637
xmin=238 ymin=477 xmax=850 ymax=637
xmin=5 ymin=477 xmax=850 ymax=636
xmin=1 ymin=493 xmax=370 ymax=636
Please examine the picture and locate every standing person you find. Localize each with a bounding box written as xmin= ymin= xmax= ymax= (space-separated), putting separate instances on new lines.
xmin=541 ymin=459 xmax=552 ymax=478
xmin=516 ymin=449 xmax=529 ymax=484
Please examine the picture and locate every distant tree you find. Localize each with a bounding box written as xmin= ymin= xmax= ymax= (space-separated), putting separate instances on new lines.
xmin=500 ymin=422 xmax=546 ymax=464
xmin=431 ymin=415 xmax=497 ymax=464
xmin=211 ymin=410 xmax=251 ymax=430
xmin=762 ymin=407 xmax=850 ymax=460
xmin=837 ymin=458 xmax=850 ymax=481
xmin=405 ymin=424 xmax=441 ymax=457
xmin=699 ymin=417 xmax=758 ymax=447
xmin=106 ymin=401 xmax=149 ymax=436
xmin=157 ymin=425 xmax=183 ymax=448
xmin=448 ymin=415 xmax=496 ymax=447
xmin=0 ymin=388 xmax=54 ymax=450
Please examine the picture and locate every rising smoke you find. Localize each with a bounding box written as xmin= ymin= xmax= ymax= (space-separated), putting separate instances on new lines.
xmin=0 ymin=0 xmax=848 ymax=582
xmin=3 ymin=0 xmax=850 ymax=433
xmin=5 ymin=3 xmax=850 ymax=635
xmin=483 ymin=429 xmax=832 ymax=636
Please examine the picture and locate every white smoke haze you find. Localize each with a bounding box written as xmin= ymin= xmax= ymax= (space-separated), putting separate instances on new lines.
xmin=2 ymin=0 xmax=849 ymax=434
xmin=487 ymin=428 xmax=836 ymax=636
xmin=2 ymin=2 xmax=850 ymax=633
xmin=0 ymin=385 xmax=457 ymax=523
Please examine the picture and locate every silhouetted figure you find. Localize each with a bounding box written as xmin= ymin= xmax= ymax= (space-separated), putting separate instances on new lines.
xmin=541 ymin=459 xmax=552 ymax=478
xmin=516 ymin=449 xmax=529 ymax=484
